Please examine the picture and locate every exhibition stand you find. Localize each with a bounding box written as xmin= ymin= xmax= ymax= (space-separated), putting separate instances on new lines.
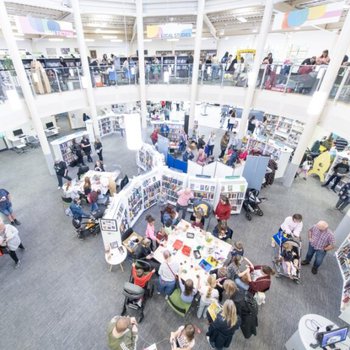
xmin=285 ymin=314 xmax=350 ymax=350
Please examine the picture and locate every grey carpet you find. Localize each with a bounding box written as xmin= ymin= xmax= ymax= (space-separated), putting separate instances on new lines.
xmin=0 ymin=125 xmax=346 ymax=350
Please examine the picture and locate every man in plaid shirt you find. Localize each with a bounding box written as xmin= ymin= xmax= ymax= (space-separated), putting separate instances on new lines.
xmin=301 ymin=221 xmax=335 ymax=274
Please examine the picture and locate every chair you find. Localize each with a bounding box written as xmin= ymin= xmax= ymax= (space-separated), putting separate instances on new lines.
xmin=25 ymin=135 xmax=40 ymax=148
xmin=14 ymin=138 xmax=27 ymax=154
xmin=167 ymin=288 xmax=192 ymax=317
xmin=122 ymin=228 xmax=134 ymax=242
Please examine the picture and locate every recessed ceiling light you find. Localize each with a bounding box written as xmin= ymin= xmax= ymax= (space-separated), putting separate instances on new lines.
xmin=15 ymin=38 xmax=25 ymax=41
xmin=167 ymin=38 xmax=179 ymax=42
xmin=237 ymin=17 xmax=247 ymax=23
xmin=48 ymin=38 xmax=64 ymax=42
xmin=103 ymin=35 xmax=117 ymax=39
xmin=110 ymin=39 xmax=123 ymax=42
xmin=201 ymin=37 xmax=208 ymax=40
xmin=252 ymin=29 xmax=258 ymax=33
xmin=85 ymin=39 xmax=95 ymax=42
xmin=144 ymin=39 xmax=152 ymax=42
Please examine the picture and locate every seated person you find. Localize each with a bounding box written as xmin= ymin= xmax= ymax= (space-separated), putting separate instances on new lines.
xmin=162 ymin=205 xmax=179 ymax=227
xmin=190 ymin=209 xmax=205 ymax=229
xmin=164 ymin=219 xmax=173 ymax=236
xmin=69 ymin=198 xmax=90 ymax=220
xmin=280 ymin=242 xmax=298 ymax=279
xmin=213 ymin=221 xmax=233 ymax=241
xmin=133 ymin=238 xmax=153 ymax=260
xmin=131 ymin=262 xmax=155 ymax=288
xmin=227 ymin=255 xmax=251 ymax=290
xmin=224 ymin=241 xmax=244 ymax=266
xmin=155 ymin=227 xmax=168 ymax=246
xmin=182 ymin=148 xmax=195 ymax=162
xmin=94 ymin=160 xmax=105 ymax=172
xmin=196 ymin=149 xmax=207 ymax=166
xmin=226 ymin=147 xmax=238 ymax=166
xmin=77 ymin=165 xmax=89 ymax=180
xmin=62 ymin=181 xmax=80 ymax=201
xmin=170 ymin=324 xmax=196 ymax=350
xmin=178 ymin=270 xmax=200 ymax=304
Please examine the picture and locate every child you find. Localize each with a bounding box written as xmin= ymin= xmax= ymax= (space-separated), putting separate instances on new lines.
xmin=131 ymin=262 xmax=156 ymax=289
xmin=197 ymin=275 xmax=219 ymax=318
xmin=296 ymin=157 xmax=313 ymax=180
xmin=164 ymin=219 xmax=173 ymax=236
xmin=145 ymin=215 xmax=156 ymax=245
xmin=156 ymin=226 xmax=168 ymax=246
xmin=281 ymin=242 xmax=298 ymax=278
xmin=190 ymin=208 xmax=205 ymax=229
xmin=179 ymin=271 xmax=200 ymax=304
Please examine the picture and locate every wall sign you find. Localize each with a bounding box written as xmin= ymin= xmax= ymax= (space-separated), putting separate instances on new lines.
xmin=146 ymin=23 xmax=192 ymax=39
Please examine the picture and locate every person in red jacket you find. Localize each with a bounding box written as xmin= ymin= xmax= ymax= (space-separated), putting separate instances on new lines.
xmin=131 ymin=263 xmax=155 ymax=288
xmin=215 ymin=196 xmax=231 ymax=224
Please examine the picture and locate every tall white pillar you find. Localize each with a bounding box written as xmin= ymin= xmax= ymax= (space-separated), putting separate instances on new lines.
xmin=283 ymin=9 xmax=350 ymax=187
xmin=71 ymin=0 xmax=99 ymax=136
xmin=0 ymin=0 xmax=54 ymax=175
xmin=238 ymin=0 xmax=274 ymax=138
xmin=189 ymin=0 xmax=205 ymax=129
xmin=136 ymin=0 xmax=147 ymax=129
xmin=335 ymin=209 xmax=350 ymax=246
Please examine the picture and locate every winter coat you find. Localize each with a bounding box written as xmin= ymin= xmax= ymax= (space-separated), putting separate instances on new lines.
xmin=235 ymin=294 xmax=259 ymax=339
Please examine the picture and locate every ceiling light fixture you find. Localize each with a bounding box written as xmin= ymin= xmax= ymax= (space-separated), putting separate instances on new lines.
xmin=237 ymin=16 xmax=247 ymax=23
xmin=102 ymin=35 xmax=117 ymax=39
xmin=110 ymin=39 xmax=123 ymax=42
xmin=167 ymin=38 xmax=179 ymax=42
xmin=144 ymin=39 xmax=152 ymax=42
xmin=48 ymin=38 xmax=64 ymax=42
xmin=85 ymin=39 xmax=95 ymax=42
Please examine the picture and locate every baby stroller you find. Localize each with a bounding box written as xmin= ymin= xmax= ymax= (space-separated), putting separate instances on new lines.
xmin=242 ymin=188 xmax=264 ymax=221
xmin=121 ymin=260 xmax=154 ymax=323
xmin=72 ymin=208 xmax=105 ymax=239
xmin=272 ymin=233 xmax=301 ymax=284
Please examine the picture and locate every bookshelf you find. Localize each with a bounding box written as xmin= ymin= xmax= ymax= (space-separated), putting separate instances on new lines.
xmin=337 ymin=233 xmax=350 ymax=323
xmin=126 ymin=181 xmax=143 ymax=226
xmin=187 ymin=176 xmax=218 ymax=211
xmin=218 ymin=178 xmax=248 ymax=214
xmin=136 ymin=143 xmax=164 ymax=173
xmin=161 ymin=169 xmax=187 ymax=205
xmin=142 ymin=171 xmax=162 ymax=210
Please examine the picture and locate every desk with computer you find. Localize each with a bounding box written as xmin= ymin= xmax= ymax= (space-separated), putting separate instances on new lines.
xmin=44 ymin=122 xmax=60 ymax=137
xmin=7 ymin=128 xmax=28 ymax=152
xmin=285 ymin=314 xmax=350 ymax=350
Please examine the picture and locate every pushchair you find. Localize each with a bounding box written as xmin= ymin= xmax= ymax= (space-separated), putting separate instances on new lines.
xmin=272 ymin=233 xmax=301 ymax=284
xmin=121 ymin=260 xmax=154 ymax=323
xmin=242 ymin=188 xmax=264 ymax=221
xmin=72 ymin=208 xmax=105 ymax=239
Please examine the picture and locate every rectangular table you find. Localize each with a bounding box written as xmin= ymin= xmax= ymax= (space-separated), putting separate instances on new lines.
xmin=153 ymin=220 xmax=232 ymax=285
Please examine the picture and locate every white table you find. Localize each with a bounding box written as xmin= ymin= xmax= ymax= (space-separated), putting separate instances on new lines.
xmin=285 ymin=314 xmax=350 ymax=350
xmin=105 ymin=246 xmax=127 ymax=272
xmin=153 ymin=220 xmax=232 ymax=284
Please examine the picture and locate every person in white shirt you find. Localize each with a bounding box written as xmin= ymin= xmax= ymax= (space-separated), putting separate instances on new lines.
xmin=0 ymin=221 xmax=25 ymax=268
xmin=197 ymin=275 xmax=219 ymax=318
xmin=157 ymin=250 xmax=180 ymax=298
xmin=280 ymin=214 xmax=303 ymax=239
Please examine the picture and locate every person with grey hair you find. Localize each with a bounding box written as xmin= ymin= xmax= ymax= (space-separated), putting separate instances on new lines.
xmin=301 ymin=221 xmax=335 ymax=274
xmin=0 ymin=221 xmax=25 ymax=268
xmin=157 ymin=250 xmax=179 ymax=298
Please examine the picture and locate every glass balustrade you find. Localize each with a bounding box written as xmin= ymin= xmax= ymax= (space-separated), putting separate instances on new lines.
xmin=1 ymin=62 xmax=350 ymax=104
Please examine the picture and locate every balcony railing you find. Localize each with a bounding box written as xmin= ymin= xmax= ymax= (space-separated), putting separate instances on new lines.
xmin=1 ymin=63 xmax=350 ymax=104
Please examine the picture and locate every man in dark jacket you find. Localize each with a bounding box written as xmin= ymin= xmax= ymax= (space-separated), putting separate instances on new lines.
xmin=322 ymin=158 xmax=349 ymax=192
xmin=54 ymin=159 xmax=72 ymax=189
xmin=80 ymin=136 xmax=93 ymax=163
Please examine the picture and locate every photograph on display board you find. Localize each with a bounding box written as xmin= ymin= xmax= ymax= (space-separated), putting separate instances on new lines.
xmin=100 ymin=219 xmax=117 ymax=232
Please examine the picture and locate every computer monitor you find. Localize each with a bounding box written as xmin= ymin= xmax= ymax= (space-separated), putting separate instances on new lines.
xmin=319 ymin=327 xmax=348 ymax=348
xmin=46 ymin=122 xmax=54 ymax=129
xmin=13 ymin=129 xmax=23 ymax=137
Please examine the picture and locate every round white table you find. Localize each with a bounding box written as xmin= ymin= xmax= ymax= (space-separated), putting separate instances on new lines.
xmin=285 ymin=314 xmax=350 ymax=350
xmin=105 ymin=246 xmax=127 ymax=272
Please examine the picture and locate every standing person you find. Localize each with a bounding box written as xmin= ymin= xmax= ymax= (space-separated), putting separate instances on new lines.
xmin=214 ymin=196 xmax=231 ymax=224
xmin=176 ymin=188 xmax=194 ymax=220
xmin=280 ymin=214 xmax=303 ymax=239
xmin=71 ymin=139 xmax=85 ymax=166
xmin=229 ymin=132 xmax=240 ymax=150
xmin=265 ymin=156 xmax=278 ymax=186
xmin=54 ymin=159 xmax=72 ymax=189
xmin=157 ymin=188 xmax=168 ymax=224
xmin=336 ymin=182 xmax=350 ymax=212
xmin=206 ymin=300 xmax=241 ymax=350
xmin=119 ymin=117 xmax=125 ymax=137
xmin=211 ymin=54 xmax=220 ymax=80
xmin=207 ymin=131 xmax=216 ymax=157
xmin=227 ymin=110 xmax=237 ymax=132
xmin=0 ymin=221 xmax=25 ymax=268
xmin=150 ymin=128 xmax=159 ymax=145
xmin=107 ymin=315 xmax=138 ymax=350
xmin=170 ymin=324 xmax=196 ymax=350
xmin=219 ymin=132 xmax=230 ymax=159
xmin=296 ymin=157 xmax=313 ymax=180
xmin=322 ymin=158 xmax=349 ymax=192
xmin=316 ymin=49 xmax=330 ymax=65
xmin=301 ymin=221 xmax=335 ymax=274
xmin=145 ymin=215 xmax=156 ymax=248
xmin=197 ymin=135 xmax=206 ymax=150
xmin=247 ymin=116 xmax=256 ymax=135
xmin=157 ymin=250 xmax=179 ymax=297
xmin=187 ymin=53 xmax=194 ymax=78
xmin=80 ymin=136 xmax=93 ymax=163
xmin=0 ymin=189 xmax=20 ymax=225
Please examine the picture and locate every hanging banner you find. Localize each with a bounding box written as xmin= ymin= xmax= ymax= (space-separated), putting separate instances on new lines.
xmin=272 ymin=2 xmax=344 ymax=31
xmin=146 ymin=23 xmax=192 ymax=39
xmin=15 ymin=16 xmax=74 ymax=37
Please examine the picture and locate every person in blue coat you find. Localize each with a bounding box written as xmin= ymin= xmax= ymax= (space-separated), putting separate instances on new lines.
xmin=69 ymin=199 xmax=90 ymax=220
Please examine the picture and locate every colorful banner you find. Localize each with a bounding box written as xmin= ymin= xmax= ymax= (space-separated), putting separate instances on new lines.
xmin=272 ymin=2 xmax=344 ymax=31
xmin=15 ymin=16 xmax=74 ymax=37
xmin=146 ymin=23 xmax=192 ymax=39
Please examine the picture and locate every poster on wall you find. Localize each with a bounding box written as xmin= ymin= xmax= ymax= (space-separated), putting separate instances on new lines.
xmin=15 ymin=16 xmax=74 ymax=37
xmin=147 ymin=23 xmax=192 ymax=39
xmin=272 ymin=2 xmax=344 ymax=31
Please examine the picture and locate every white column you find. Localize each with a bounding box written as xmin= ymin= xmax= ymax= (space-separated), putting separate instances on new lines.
xmin=237 ymin=0 xmax=274 ymax=138
xmin=71 ymin=0 xmax=99 ymax=136
xmin=189 ymin=0 xmax=205 ymax=129
xmin=335 ymin=209 xmax=350 ymax=246
xmin=283 ymin=9 xmax=350 ymax=187
xmin=136 ymin=0 xmax=147 ymax=129
xmin=0 ymin=0 xmax=54 ymax=175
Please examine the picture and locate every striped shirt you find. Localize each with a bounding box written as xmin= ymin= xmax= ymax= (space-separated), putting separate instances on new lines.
xmin=335 ymin=138 xmax=348 ymax=152
xmin=309 ymin=225 xmax=335 ymax=250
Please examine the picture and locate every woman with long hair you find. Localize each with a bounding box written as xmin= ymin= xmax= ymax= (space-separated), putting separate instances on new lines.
xmin=206 ymin=300 xmax=241 ymax=350
xmin=197 ymin=275 xmax=219 ymax=318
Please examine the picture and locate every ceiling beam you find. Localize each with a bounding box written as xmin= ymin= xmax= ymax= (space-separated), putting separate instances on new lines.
xmin=4 ymin=0 xmax=73 ymax=13
xmin=203 ymin=14 xmax=218 ymax=40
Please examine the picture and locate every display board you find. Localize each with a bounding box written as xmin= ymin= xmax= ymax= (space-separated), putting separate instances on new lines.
xmin=161 ymin=167 xmax=187 ymax=205
xmin=337 ymin=232 xmax=350 ymax=324
xmin=136 ymin=143 xmax=165 ymax=173
xmin=140 ymin=169 xmax=162 ymax=210
xmin=243 ymin=155 xmax=270 ymax=191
